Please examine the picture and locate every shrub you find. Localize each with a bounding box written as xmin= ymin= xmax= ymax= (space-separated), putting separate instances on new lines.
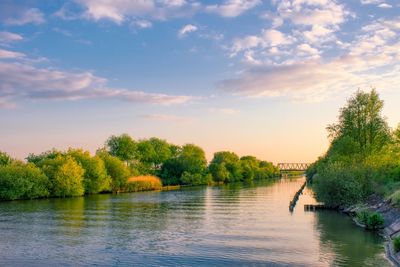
xmin=366 ymin=212 xmax=384 ymax=230
xmin=125 ymin=175 xmax=162 ymax=192
xmin=313 ymin=165 xmax=364 ymax=207
xmin=388 ymin=189 xmax=400 ymax=207
xmin=356 ymin=210 xmax=384 ymax=230
xmin=0 ymin=151 xmax=12 ymax=166
xmin=0 ymin=163 xmax=49 ymax=200
xmin=39 ymin=155 xmax=85 ymax=197
xmin=180 ymin=171 xmax=212 ymax=186
xmin=98 ymin=152 xmax=130 ymax=192
xmin=393 ymin=236 xmax=400 ymax=252
xmin=67 ymin=149 xmax=111 ymax=194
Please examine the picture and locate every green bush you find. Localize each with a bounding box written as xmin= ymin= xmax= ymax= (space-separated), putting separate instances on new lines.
xmin=0 ymin=163 xmax=49 ymax=200
xmin=67 ymin=149 xmax=111 ymax=194
xmin=39 ymin=155 xmax=85 ymax=197
xmin=366 ymin=212 xmax=384 ymax=230
xmin=313 ymin=165 xmax=364 ymax=207
xmin=393 ymin=236 xmax=400 ymax=252
xmin=0 ymin=151 xmax=12 ymax=166
xmin=98 ymin=152 xmax=130 ymax=192
xmin=356 ymin=210 xmax=384 ymax=230
xmin=180 ymin=171 xmax=212 ymax=186
xmin=388 ymin=189 xmax=400 ymax=207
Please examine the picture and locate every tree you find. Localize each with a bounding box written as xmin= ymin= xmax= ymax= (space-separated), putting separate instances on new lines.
xmin=67 ymin=149 xmax=111 ymax=194
xmin=98 ymin=152 xmax=130 ymax=192
xmin=159 ymin=144 xmax=208 ymax=185
xmin=26 ymin=149 xmax=63 ymax=165
xmin=38 ymin=155 xmax=85 ymax=197
xmin=136 ymin=137 xmax=173 ymax=173
xmin=0 ymin=151 xmax=12 ymax=166
xmin=327 ymin=89 xmax=391 ymax=156
xmin=0 ymin=162 xmax=49 ymax=200
xmin=209 ymin=151 xmax=242 ymax=183
xmin=105 ymin=134 xmax=137 ymax=164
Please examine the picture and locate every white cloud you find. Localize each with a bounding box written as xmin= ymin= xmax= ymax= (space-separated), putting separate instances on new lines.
xmin=231 ymin=29 xmax=293 ymax=57
xmin=0 ymin=49 xmax=25 ymax=59
xmin=132 ymin=19 xmax=153 ymax=29
xmin=219 ymin=15 xmax=400 ymax=102
xmin=4 ymin=8 xmax=45 ymax=25
xmin=296 ymin=44 xmax=320 ymax=58
xmin=178 ymin=24 xmax=198 ymax=37
xmin=0 ymin=32 xmax=23 ymax=43
xmin=206 ymin=0 xmax=261 ymax=17
xmin=275 ymin=0 xmax=350 ymax=27
xmin=0 ymin=55 xmax=193 ymax=108
xmin=378 ymin=3 xmax=392 ymax=8
xmin=360 ymin=0 xmax=385 ymax=4
xmin=68 ymin=0 xmax=200 ymax=24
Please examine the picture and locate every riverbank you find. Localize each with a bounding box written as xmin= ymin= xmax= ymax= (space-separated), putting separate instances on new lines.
xmin=343 ymin=195 xmax=400 ymax=266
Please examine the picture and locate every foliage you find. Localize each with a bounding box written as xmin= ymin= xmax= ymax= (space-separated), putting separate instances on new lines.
xmin=313 ymin=164 xmax=365 ymax=207
xmin=356 ymin=209 xmax=384 ymax=230
xmin=136 ymin=138 xmax=173 ymax=173
xmin=180 ymin=171 xmax=212 ymax=186
xmin=0 ymin=151 xmax=12 ymax=166
xmin=309 ymin=89 xmax=400 ymax=207
xmin=1 ymin=136 xmax=279 ymax=200
xmin=38 ymin=155 xmax=85 ymax=197
xmin=209 ymin=151 xmax=242 ymax=183
xmin=125 ymin=175 xmax=162 ymax=192
xmin=0 ymin=162 xmax=49 ymax=200
xmin=393 ymin=236 xmax=400 ymax=252
xmin=327 ymin=89 xmax=391 ymax=155
xmin=209 ymin=152 xmax=278 ymax=183
xmin=26 ymin=149 xmax=64 ymax=165
xmin=366 ymin=212 xmax=384 ymax=230
xmin=97 ymin=151 xmax=130 ymax=192
xmin=388 ymin=189 xmax=400 ymax=207
xmin=160 ymin=144 xmax=208 ymax=185
xmin=105 ymin=134 xmax=137 ymax=164
xmin=67 ymin=149 xmax=111 ymax=194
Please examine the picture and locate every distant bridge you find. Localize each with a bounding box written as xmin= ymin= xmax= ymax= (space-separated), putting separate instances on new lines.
xmin=277 ymin=163 xmax=311 ymax=172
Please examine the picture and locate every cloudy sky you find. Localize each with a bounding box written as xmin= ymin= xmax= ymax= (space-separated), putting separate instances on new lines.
xmin=0 ymin=0 xmax=400 ymax=163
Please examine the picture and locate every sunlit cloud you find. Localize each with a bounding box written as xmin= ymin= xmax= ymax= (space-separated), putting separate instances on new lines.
xmin=178 ymin=24 xmax=198 ymax=37
xmin=205 ymin=0 xmax=261 ymax=17
xmin=0 ymin=56 xmax=193 ymax=108
xmin=4 ymin=8 xmax=45 ymax=25
xmin=0 ymin=31 xmax=23 ymax=44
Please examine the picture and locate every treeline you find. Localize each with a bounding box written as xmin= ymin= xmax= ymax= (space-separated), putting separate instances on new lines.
xmin=0 ymin=136 xmax=279 ymax=201
xmin=306 ymin=89 xmax=400 ymax=208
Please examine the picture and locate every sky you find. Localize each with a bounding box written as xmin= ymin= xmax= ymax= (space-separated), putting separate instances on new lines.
xmin=0 ymin=0 xmax=400 ymax=163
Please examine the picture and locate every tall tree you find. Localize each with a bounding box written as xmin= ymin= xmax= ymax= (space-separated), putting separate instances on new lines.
xmin=105 ymin=134 xmax=137 ymax=164
xmin=327 ymin=89 xmax=391 ymax=156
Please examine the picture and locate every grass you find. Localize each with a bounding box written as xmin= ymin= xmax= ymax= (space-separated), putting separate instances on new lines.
xmin=125 ymin=175 xmax=163 ymax=192
xmin=394 ymin=236 xmax=400 ymax=252
xmin=387 ymin=189 xmax=400 ymax=207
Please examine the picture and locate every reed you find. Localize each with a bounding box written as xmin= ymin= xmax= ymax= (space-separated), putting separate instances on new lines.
xmin=125 ymin=175 xmax=163 ymax=192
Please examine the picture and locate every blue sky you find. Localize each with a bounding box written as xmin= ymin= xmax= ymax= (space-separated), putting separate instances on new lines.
xmin=0 ymin=0 xmax=400 ymax=163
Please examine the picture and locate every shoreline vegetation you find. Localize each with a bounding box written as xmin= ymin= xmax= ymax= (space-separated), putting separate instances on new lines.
xmin=305 ymin=89 xmax=400 ymax=265
xmin=0 ymin=136 xmax=279 ymax=202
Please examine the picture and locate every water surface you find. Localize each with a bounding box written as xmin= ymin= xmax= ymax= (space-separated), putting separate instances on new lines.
xmin=0 ymin=177 xmax=389 ymax=266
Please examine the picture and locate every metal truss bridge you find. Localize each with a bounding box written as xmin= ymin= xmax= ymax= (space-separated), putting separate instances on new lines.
xmin=277 ymin=163 xmax=311 ymax=172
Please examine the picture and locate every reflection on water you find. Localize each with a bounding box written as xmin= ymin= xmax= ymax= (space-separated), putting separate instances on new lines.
xmin=0 ymin=177 xmax=389 ymax=266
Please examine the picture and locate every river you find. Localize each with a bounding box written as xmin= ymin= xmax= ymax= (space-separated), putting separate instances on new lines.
xmin=0 ymin=177 xmax=389 ymax=266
